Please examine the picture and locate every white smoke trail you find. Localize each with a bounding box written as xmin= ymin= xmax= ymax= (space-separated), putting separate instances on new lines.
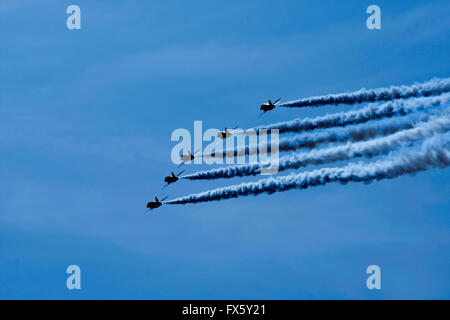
xmin=249 ymin=93 xmax=450 ymax=135
xmin=205 ymin=110 xmax=432 ymax=159
xmin=183 ymin=112 xmax=450 ymax=180
xmin=167 ymin=133 xmax=450 ymax=205
xmin=279 ymin=77 xmax=450 ymax=108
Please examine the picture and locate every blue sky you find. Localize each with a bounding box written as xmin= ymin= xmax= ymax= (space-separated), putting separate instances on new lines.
xmin=0 ymin=0 xmax=449 ymax=299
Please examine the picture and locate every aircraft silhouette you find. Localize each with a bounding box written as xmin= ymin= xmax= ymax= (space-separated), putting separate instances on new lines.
xmin=259 ymin=98 xmax=281 ymax=115
xmin=217 ymin=127 xmax=237 ymax=139
xmin=163 ymin=170 xmax=185 ymax=186
xmin=145 ymin=196 xmax=168 ymax=214
xmin=180 ymin=150 xmax=200 ymax=163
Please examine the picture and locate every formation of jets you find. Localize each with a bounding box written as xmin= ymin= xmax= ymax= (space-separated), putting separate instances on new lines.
xmin=145 ymin=98 xmax=280 ymax=213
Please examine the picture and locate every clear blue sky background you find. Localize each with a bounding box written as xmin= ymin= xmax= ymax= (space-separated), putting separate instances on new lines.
xmin=0 ymin=0 xmax=449 ymax=299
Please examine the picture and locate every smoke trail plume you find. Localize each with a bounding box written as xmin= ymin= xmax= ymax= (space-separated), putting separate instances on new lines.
xmin=167 ymin=133 xmax=450 ymax=205
xmin=250 ymin=93 xmax=450 ymax=135
xmin=279 ymin=77 xmax=450 ymax=108
xmin=206 ymin=111 xmax=431 ymax=159
xmin=184 ymin=113 xmax=450 ymax=180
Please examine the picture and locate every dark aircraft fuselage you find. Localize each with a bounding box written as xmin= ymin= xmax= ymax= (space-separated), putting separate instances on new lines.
xmin=217 ymin=131 xmax=232 ymax=139
xmin=260 ymin=103 xmax=275 ymax=112
xmin=180 ymin=154 xmax=195 ymax=162
xmin=164 ymin=175 xmax=178 ymax=184
xmin=147 ymin=201 xmax=162 ymax=209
